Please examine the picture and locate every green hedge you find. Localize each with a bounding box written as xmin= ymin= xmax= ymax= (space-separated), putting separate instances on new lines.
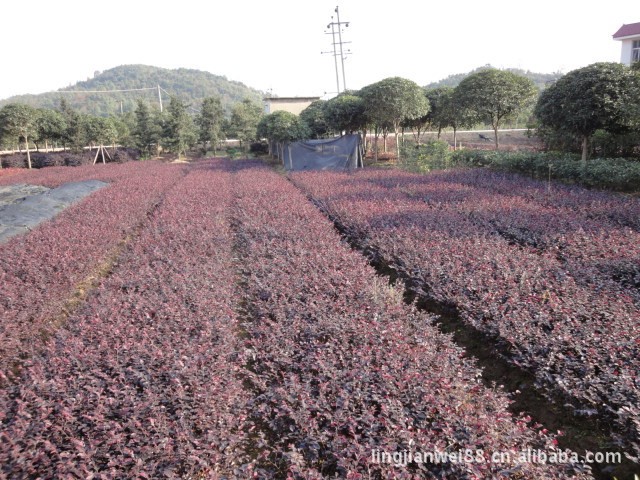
xmin=451 ymin=150 xmax=640 ymax=193
xmin=398 ymin=140 xmax=453 ymax=172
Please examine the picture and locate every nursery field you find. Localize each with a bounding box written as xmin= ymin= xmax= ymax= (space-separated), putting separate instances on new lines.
xmin=0 ymin=159 xmax=636 ymax=478
xmin=291 ymin=168 xmax=640 ymax=472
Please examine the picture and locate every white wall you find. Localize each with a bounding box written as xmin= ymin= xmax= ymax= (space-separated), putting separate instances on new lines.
xmin=620 ymin=39 xmax=633 ymax=65
xmin=265 ymin=100 xmax=315 ymax=116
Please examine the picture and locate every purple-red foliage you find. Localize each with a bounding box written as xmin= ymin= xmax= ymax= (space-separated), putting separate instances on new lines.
xmin=233 ymin=162 xmax=589 ymax=478
xmin=0 ymin=161 xmax=187 ymax=378
xmin=0 ymin=149 xmax=140 ymax=170
xmin=291 ymin=167 xmax=640 ymax=457
xmin=0 ymin=168 xmax=22 ymax=180
xmin=0 ymin=160 xmax=249 ymax=478
xmin=0 ymin=160 xmax=592 ymax=478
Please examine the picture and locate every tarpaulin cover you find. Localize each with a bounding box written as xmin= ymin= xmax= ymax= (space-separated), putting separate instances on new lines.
xmin=281 ymin=134 xmax=362 ymax=171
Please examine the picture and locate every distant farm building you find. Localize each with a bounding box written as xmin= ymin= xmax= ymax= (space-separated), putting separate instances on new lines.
xmin=613 ymin=21 xmax=640 ymax=65
xmin=263 ymin=96 xmax=320 ymax=115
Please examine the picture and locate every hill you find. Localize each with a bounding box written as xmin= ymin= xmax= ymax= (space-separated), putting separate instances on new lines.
xmin=0 ymin=65 xmax=264 ymax=116
xmin=425 ymin=65 xmax=563 ymax=90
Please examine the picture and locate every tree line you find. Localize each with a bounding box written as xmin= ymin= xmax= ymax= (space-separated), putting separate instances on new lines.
xmin=2 ymin=62 xmax=639 ymax=169
xmin=261 ymin=62 xmax=640 ymax=162
xmin=0 ymin=65 xmax=262 ymax=117
xmin=0 ymin=95 xmax=264 ymax=168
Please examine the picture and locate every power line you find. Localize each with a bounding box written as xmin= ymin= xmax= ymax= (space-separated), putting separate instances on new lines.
xmin=54 ymin=85 xmax=200 ymax=115
xmin=57 ymin=85 xmax=167 ymax=113
xmin=57 ymin=87 xmax=157 ymax=94
xmin=158 ymin=86 xmax=200 ymax=114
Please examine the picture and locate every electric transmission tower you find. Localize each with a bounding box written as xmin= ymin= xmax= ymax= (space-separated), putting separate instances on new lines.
xmin=322 ymin=5 xmax=351 ymax=94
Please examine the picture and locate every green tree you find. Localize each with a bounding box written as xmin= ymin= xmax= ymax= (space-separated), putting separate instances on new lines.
xmin=359 ymin=77 xmax=430 ymax=159
xmin=323 ymin=94 xmax=366 ymax=135
xmin=85 ymin=116 xmax=118 ymax=147
xmin=446 ymin=87 xmax=478 ymax=149
xmin=0 ymin=103 xmax=38 ymax=169
xmin=58 ymin=99 xmax=87 ymax=153
xmin=300 ymin=100 xmax=331 ymax=139
xmin=401 ymin=88 xmax=432 ymax=145
xmin=456 ymin=68 xmax=537 ymax=150
xmin=197 ymin=96 xmax=224 ymax=155
xmin=535 ymin=62 xmax=640 ymax=161
xmin=425 ymin=87 xmax=454 ymax=138
xmin=34 ymin=108 xmax=66 ymax=152
xmin=133 ymin=99 xmax=162 ymax=156
xmin=257 ymin=111 xmax=310 ymax=166
xmin=112 ymin=113 xmax=134 ymax=148
xmin=229 ymin=99 xmax=263 ymax=150
xmin=163 ymin=96 xmax=197 ymax=158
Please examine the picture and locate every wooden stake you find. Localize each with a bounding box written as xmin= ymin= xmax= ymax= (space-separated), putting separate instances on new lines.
xmin=103 ymin=146 xmax=113 ymax=161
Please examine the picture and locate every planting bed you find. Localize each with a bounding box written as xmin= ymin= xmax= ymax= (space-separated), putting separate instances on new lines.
xmin=0 ymin=159 xmax=595 ymax=478
xmin=0 ymin=161 xmax=187 ymax=380
xmin=291 ymin=167 xmax=640 ymax=465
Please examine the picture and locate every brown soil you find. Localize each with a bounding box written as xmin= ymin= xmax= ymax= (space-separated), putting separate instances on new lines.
xmin=365 ymin=130 xmax=542 ymax=163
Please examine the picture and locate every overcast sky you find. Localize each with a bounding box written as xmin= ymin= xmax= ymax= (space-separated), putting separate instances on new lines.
xmin=1 ymin=0 xmax=636 ymax=100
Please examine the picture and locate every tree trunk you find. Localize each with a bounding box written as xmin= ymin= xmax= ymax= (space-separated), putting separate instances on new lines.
xmin=493 ymin=125 xmax=499 ymax=151
xmin=25 ymin=135 xmax=32 ymax=169
xmin=374 ymin=127 xmax=379 ymax=163
xmin=373 ymin=127 xmax=380 ymax=163
xmin=453 ymin=127 xmax=458 ymax=151
xmin=581 ymin=136 xmax=589 ymax=162
xmin=437 ymin=127 xmax=442 ymax=139
xmin=383 ymin=132 xmax=388 ymax=153
xmin=394 ymin=130 xmax=400 ymax=160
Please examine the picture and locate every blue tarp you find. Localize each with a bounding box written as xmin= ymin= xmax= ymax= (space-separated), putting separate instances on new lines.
xmin=281 ymin=134 xmax=362 ymax=171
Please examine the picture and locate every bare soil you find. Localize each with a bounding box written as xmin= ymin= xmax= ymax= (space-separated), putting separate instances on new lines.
xmin=365 ymin=129 xmax=542 ymax=163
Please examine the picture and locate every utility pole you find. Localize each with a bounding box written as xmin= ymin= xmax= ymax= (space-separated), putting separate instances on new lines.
xmin=322 ymin=5 xmax=351 ymax=94
xmin=334 ymin=6 xmax=347 ymax=91
xmin=157 ymin=84 xmax=163 ymax=113
xmin=328 ymin=22 xmax=340 ymax=94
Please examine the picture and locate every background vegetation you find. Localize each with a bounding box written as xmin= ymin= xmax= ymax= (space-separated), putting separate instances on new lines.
xmin=1 ymin=62 xmax=639 ymax=194
xmin=0 ymin=65 xmax=262 ymax=116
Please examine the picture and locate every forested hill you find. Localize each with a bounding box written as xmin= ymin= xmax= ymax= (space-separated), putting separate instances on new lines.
xmin=425 ymin=65 xmax=563 ymax=90
xmin=0 ymin=65 xmax=264 ymax=116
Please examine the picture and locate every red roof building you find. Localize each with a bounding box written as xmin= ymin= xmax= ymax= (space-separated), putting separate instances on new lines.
xmin=613 ymin=22 xmax=640 ymax=65
xmin=613 ymin=22 xmax=640 ymax=39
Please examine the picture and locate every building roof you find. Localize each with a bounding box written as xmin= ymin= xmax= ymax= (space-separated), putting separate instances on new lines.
xmin=613 ymin=22 xmax=640 ymax=39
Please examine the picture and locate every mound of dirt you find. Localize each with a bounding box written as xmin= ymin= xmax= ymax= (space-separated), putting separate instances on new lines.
xmin=0 ymin=180 xmax=108 ymax=243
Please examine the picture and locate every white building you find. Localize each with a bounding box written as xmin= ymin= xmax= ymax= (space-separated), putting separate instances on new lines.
xmin=613 ymin=22 xmax=640 ymax=65
xmin=263 ymin=97 xmax=320 ymax=115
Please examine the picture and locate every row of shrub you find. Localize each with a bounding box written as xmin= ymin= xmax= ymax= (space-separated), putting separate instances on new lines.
xmin=0 ymin=148 xmax=140 ymax=169
xmin=453 ymin=150 xmax=640 ymax=192
xmin=399 ymin=141 xmax=640 ymax=193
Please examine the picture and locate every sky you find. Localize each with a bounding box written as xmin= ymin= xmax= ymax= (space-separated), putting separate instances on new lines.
xmin=1 ymin=0 xmax=637 ymax=100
